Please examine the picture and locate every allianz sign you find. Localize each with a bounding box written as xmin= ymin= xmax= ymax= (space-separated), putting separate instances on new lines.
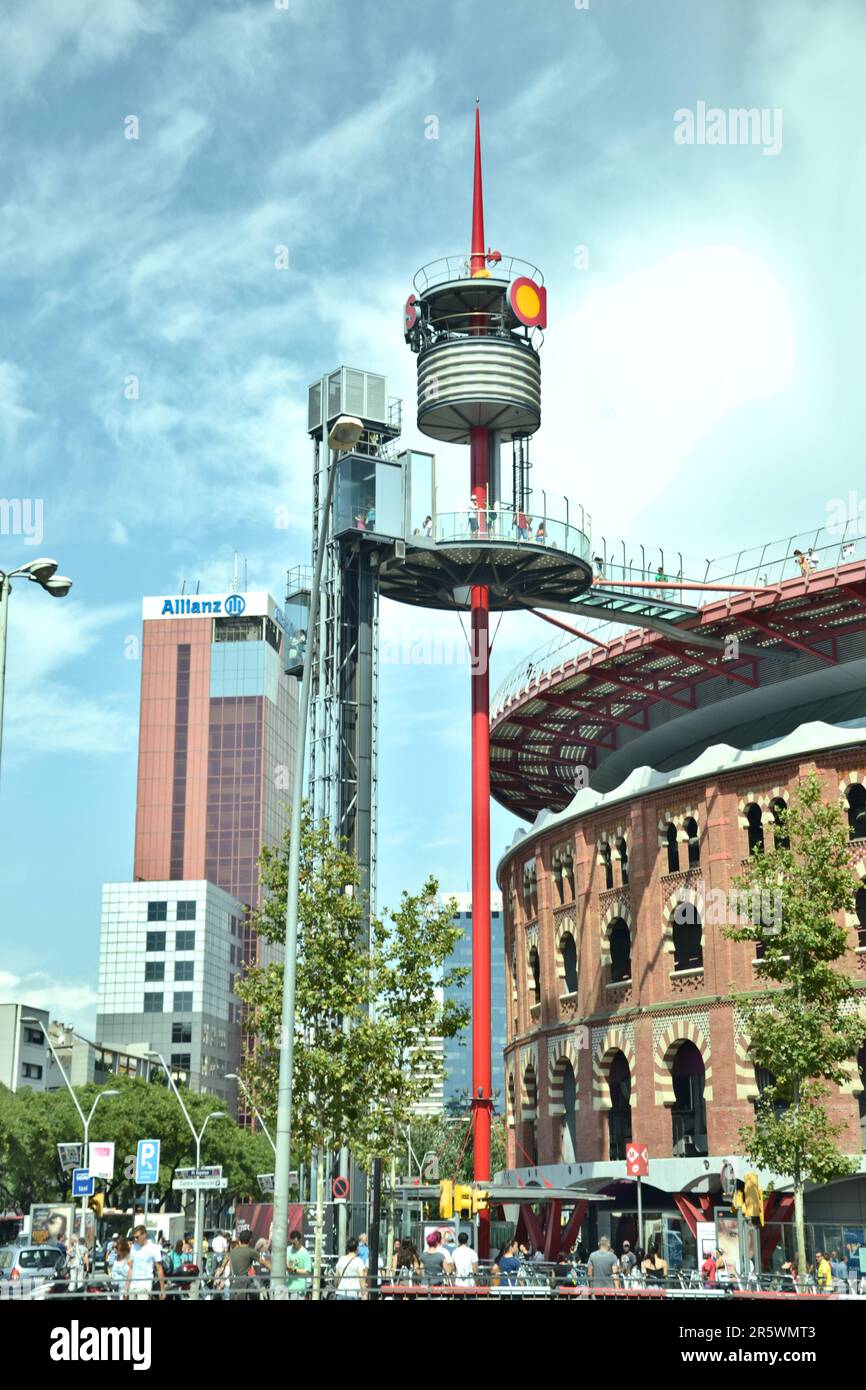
xmin=160 ymin=594 xmax=247 ymax=617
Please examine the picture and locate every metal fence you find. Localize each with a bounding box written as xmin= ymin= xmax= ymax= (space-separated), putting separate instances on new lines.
xmin=4 ymin=1263 xmax=862 ymax=1301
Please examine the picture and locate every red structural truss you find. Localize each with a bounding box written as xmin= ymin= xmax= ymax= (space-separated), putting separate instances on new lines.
xmin=491 ymin=562 xmax=866 ymax=820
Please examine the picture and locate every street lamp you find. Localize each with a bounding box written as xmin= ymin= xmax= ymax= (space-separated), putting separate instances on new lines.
xmin=146 ymin=1051 xmax=227 ymax=1280
xmin=23 ymin=1017 xmax=118 ymax=1240
xmin=271 ymin=408 xmax=363 ymax=1290
xmin=0 ymin=559 xmax=73 ymax=784
xmin=225 ymin=1073 xmax=275 ymax=1154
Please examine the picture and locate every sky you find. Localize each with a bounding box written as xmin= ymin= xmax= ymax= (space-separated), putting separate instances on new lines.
xmin=1 ymin=0 xmax=865 ymax=1037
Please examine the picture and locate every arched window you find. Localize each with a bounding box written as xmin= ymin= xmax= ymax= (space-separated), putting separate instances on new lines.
xmin=671 ymin=1041 xmax=707 ymax=1156
xmin=746 ymin=803 xmax=764 ymax=856
xmin=561 ymin=933 xmax=578 ymax=994
xmin=856 ymin=888 xmax=866 ymax=951
xmin=754 ymin=1065 xmax=787 ymax=1120
xmin=529 ymin=946 xmax=541 ymax=1005
xmin=770 ymin=797 xmax=789 ymax=850
xmin=564 ymin=855 xmax=575 ymax=901
xmin=665 ymin=822 xmax=679 ymax=874
xmin=608 ymin=1051 xmax=632 ymax=1160
xmin=600 ymin=843 xmax=613 ymax=890
xmin=523 ymin=1066 xmax=538 ymax=1163
xmin=560 ymin=1061 xmax=577 ymax=1163
xmin=672 ymin=902 xmax=703 ymax=971
xmin=847 ymin=785 xmax=866 ymax=841
xmin=684 ymin=817 xmax=700 ymax=868
xmin=617 ymin=838 xmax=629 ymax=886
xmin=609 ymin=919 xmax=632 ymax=983
xmin=552 ymin=858 xmax=564 ymax=905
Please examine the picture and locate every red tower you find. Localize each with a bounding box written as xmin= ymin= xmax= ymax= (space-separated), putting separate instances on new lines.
xmin=398 ymin=107 xmax=583 ymax=1255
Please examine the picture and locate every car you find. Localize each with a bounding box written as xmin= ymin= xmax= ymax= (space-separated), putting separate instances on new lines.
xmin=0 ymin=1244 xmax=66 ymax=1295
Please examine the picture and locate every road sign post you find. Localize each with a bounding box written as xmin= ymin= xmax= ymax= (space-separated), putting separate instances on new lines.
xmin=625 ymin=1143 xmax=649 ymax=1251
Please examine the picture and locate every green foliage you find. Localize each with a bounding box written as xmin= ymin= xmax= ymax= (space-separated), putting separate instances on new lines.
xmin=722 ymin=774 xmax=863 ymax=1266
xmin=0 ymin=1077 xmax=273 ymax=1210
xmin=741 ymin=1082 xmax=857 ymax=1189
xmin=403 ymin=1108 xmax=508 ymax=1185
xmin=235 ymin=807 xmax=469 ymax=1168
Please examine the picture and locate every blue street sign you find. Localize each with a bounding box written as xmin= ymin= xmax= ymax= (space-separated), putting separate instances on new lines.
xmin=72 ymin=1168 xmax=95 ymax=1198
xmin=135 ymin=1138 xmax=160 ymax=1186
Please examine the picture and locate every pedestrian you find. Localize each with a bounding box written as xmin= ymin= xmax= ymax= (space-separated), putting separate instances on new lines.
xmin=830 ymin=1249 xmax=848 ymax=1294
xmin=641 ymin=1242 xmax=668 ymax=1286
xmin=655 ymin=564 xmax=668 ymax=583
xmin=587 ymin=1236 xmax=620 ymax=1290
xmin=395 ymin=1239 xmax=422 ymax=1281
xmin=365 ymin=500 xmax=376 ymax=529
xmin=125 ymin=1225 xmax=166 ymax=1301
xmin=442 ymin=1229 xmax=457 ymax=1265
xmin=535 ymin=521 xmax=546 ymax=544
xmin=423 ymin=514 xmax=433 ymax=537
xmin=793 ymin=548 xmax=810 ymax=577
xmin=701 ymin=1248 xmax=718 ymax=1287
xmin=229 ymin=1229 xmax=269 ymax=1301
xmin=334 ymin=1237 xmax=367 ymax=1300
xmin=619 ymin=1240 xmax=637 ymax=1286
xmin=492 ymin=1239 xmax=522 ymax=1287
xmin=357 ymin=1232 xmax=370 ymax=1268
xmin=451 ymin=1231 xmax=478 ymax=1288
xmin=815 ymin=1250 xmax=833 ymax=1293
xmin=212 ymin=1229 xmax=228 ymax=1270
xmin=421 ymin=1230 xmax=453 ymax=1285
xmin=67 ymin=1235 xmax=86 ymax=1293
xmin=286 ymin=1230 xmax=312 ymax=1299
xmin=468 ymin=496 xmax=479 ymax=535
xmin=778 ymin=1257 xmax=796 ymax=1292
xmin=593 ymin=555 xmax=605 ymax=580
xmin=110 ymin=1237 xmax=131 ymax=1300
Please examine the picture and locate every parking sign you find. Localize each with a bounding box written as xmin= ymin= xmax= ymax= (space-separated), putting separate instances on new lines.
xmin=135 ymin=1139 xmax=161 ymax=1186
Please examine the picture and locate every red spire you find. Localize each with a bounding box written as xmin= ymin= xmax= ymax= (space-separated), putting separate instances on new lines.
xmin=471 ymin=101 xmax=486 ymax=275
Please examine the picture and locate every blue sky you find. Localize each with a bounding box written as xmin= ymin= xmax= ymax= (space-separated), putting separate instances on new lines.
xmin=1 ymin=0 xmax=865 ymax=1035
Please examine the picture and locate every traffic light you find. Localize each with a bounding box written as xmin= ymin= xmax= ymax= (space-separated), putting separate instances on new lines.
xmin=453 ymin=1184 xmax=473 ymax=1219
xmin=472 ymin=1187 xmax=489 ymax=1215
xmin=743 ymin=1172 xmax=764 ymax=1225
xmin=438 ymin=1179 xmax=453 ymax=1219
xmin=88 ymin=1192 xmax=105 ymax=1219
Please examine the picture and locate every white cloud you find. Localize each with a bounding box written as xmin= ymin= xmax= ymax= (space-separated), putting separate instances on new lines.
xmin=4 ymin=592 xmax=138 ymax=758
xmin=109 ymin=519 xmax=130 ymax=546
xmin=0 ymin=969 xmax=97 ymax=1037
xmin=0 ymin=0 xmax=173 ymax=96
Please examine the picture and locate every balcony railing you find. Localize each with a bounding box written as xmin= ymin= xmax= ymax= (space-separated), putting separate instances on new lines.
xmin=431 ymin=510 xmax=591 ymax=564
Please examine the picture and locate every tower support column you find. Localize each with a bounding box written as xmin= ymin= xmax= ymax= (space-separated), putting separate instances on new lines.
xmin=469 ymin=425 xmax=492 ymax=1258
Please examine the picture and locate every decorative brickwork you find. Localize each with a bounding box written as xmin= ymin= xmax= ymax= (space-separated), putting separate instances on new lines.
xmin=592 ymin=1023 xmax=637 ymax=1110
xmin=548 ymin=1034 xmax=581 ymax=1115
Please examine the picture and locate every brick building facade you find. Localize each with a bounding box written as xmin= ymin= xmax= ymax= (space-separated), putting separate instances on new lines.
xmin=497 ymin=722 xmax=866 ymax=1262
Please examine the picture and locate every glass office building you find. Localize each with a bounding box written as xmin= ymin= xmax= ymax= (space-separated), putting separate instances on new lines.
xmin=442 ymin=892 xmax=506 ymax=1113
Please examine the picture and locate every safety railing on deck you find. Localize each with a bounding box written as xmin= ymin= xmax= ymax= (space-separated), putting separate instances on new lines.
xmin=491 ymin=521 xmax=866 ymax=720
xmin=432 ymin=510 xmax=591 ymax=564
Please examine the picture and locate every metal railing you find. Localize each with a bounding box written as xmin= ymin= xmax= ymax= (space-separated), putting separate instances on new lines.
xmin=5 ymin=1263 xmax=859 ymax=1301
xmin=433 ymin=510 xmax=591 ymax=563
xmin=413 ymin=253 xmax=545 ymax=295
xmin=491 ymin=520 xmax=866 ymax=720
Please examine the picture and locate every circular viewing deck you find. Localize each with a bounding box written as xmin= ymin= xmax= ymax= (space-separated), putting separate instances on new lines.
xmin=378 ymin=510 xmax=592 ymax=612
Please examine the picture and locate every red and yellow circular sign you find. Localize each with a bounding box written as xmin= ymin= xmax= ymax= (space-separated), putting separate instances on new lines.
xmin=508 ymin=277 xmax=547 ymax=328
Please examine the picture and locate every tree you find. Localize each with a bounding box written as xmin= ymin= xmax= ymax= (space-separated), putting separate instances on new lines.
xmin=402 ymin=1107 xmax=508 ymax=1185
xmin=235 ymin=808 xmax=469 ymax=1169
xmin=723 ymin=773 xmax=864 ymax=1276
xmin=0 ymin=1077 xmax=273 ymax=1215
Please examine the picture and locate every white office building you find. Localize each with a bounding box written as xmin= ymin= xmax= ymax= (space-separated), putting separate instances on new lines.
xmin=0 ymin=1004 xmax=50 ymax=1092
xmin=96 ymin=880 xmax=248 ymax=1106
